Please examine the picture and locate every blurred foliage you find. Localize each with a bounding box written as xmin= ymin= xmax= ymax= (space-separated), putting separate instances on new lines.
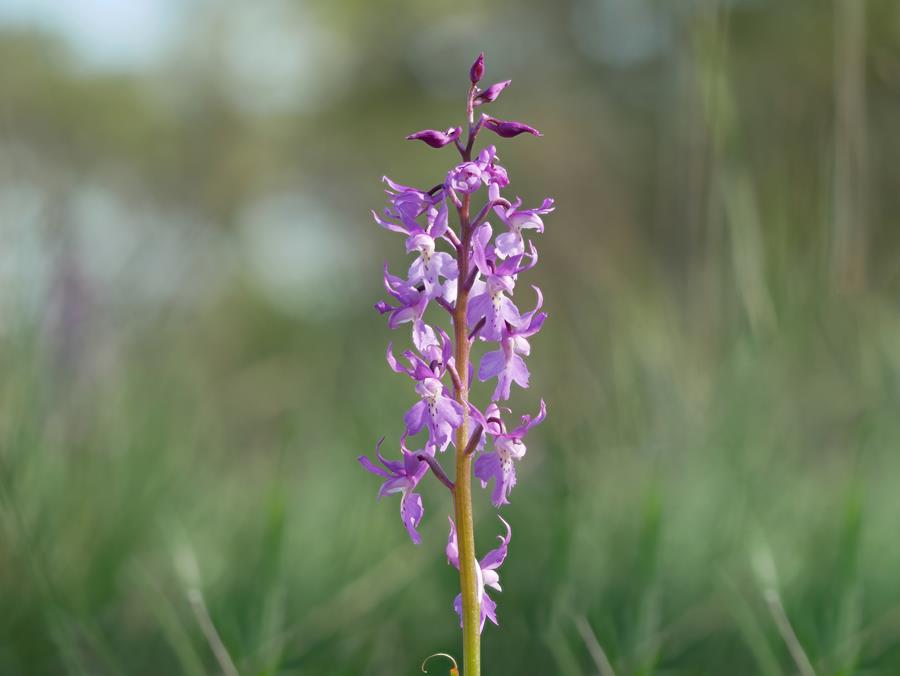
xmin=2 ymin=0 xmax=900 ymax=674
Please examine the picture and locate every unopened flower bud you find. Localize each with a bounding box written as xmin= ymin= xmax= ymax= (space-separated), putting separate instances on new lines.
xmin=483 ymin=117 xmax=542 ymax=138
xmin=406 ymin=127 xmax=462 ymax=148
xmin=470 ymin=52 xmax=485 ymax=84
xmin=474 ymin=80 xmax=511 ymax=106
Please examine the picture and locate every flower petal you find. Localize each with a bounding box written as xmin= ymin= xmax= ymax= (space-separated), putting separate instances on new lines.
xmin=403 ymin=400 xmax=428 ymax=436
xmin=480 ymin=516 xmax=511 ymax=570
xmin=446 ymin=517 xmax=460 ymax=569
xmin=400 ymin=491 xmax=424 ymax=544
xmin=478 ymin=349 xmax=506 ymax=381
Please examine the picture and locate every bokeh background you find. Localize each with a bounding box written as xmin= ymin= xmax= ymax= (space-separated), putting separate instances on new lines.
xmin=2 ymin=0 xmax=900 ymax=674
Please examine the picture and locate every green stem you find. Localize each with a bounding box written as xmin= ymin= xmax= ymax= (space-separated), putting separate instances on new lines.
xmin=453 ymin=188 xmax=480 ymax=675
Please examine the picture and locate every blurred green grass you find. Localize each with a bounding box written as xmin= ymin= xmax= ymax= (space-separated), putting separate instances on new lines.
xmin=2 ymin=0 xmax=900 ymax=674
xmin=2 ymin=288 xmax=899 ymax=674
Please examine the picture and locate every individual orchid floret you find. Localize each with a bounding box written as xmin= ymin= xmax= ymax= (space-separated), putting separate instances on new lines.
xmin=410 ymin=320 xmax=453 ymax=365
xmin=467 ymin=224 xmax=539 ymax=341
xmin=407 ymin=126 xmax=463 ymax=148
xmin=386 ymin=324 xmax=454 ymax=381
xmin=474 ymin=80 xmax=511 ymax=106
xmin=375 ymin=198 xmax=458 ymax=307
xmin=374 ymin=180 xmax=450 ymax=242
xmin=478 ymin=288 xmax=547 ymax=401
xmin=447 ymin=516 xmax=511 ymax=632
xmin=494 ymin=197 xmax=555 ymax=258
xmin=474 ymin=146 xmax=510 ymax=191
xmin=406 ymin=231 xmax=459 ymax=301
xmin=358 ymin=438 xmax=429 ymax=543
xmin=404 ymin=377 xmax=464 ymax=452
xmin=374 ymin=176 xmax=439 ymax=233
xmin=447 ymin=161 xmax=485 ymax=195
xmin=474 ymin=401 xmax=546 ymax=506
xmin=482 ymin=116 xmax=542 ymax=138
xmin=478 ymin=335 xmax=530 ymax=402
xmin=485 ymin=164 xmax=509 ymax=193
xmin=375 ymin=263 xmax=429 ymax=329
xmin=465 ymin=401 xmax=509 ymax=454
xmin=469 ymin=52 xmax=485 ymax=84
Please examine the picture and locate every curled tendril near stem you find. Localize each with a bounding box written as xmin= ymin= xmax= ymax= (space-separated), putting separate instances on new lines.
xmin=421 ymin=652 xmax=459 ymax=675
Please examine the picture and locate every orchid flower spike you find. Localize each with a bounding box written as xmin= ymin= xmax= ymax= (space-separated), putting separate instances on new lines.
xmin=361 ymin=52 xmax=553 ymax=653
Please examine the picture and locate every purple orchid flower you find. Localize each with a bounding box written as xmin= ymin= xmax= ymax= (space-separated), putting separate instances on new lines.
xmin=447 ymin=161 xmax=485 ymax=195
xmin=358 ymin=438 xmax=429 ymax=543
xmin=375 ymin=188 xmax=458 ymax=304
xmin=474 ymin=400 xmax=547 ymax=507
xmin=478 ymin=287 xmax=547 ymax=400
xmin=409 ymin=320 xmax=451 ymax=363
xmin=406 ymin=230 xmax=459 ymax=302
xmin=373 ymin=176 xmax=440 ymax=234
xmin=386 ymin=323 xmax=454 ymax=380
xmin=445 ymin=148 xmax=510 ymax=206
xmin=386 ymin=331 xmax=464 ymax=452
xmin=494 ymin=197 xmax=555 ymax=258
xmin=375 ymin=263 xmax=429 ymax=329
xmin=372 ymin=181 xmax=447 ymax=245
xmin=404 ymin=377 xmax=464 ymax=452
xmin=447 ymin=516 xmax=511 ymax=632
xmin=466 ymin=224 xmax=538 ymax=341
xmin=475 ymin=145 xmax=510 ymax=190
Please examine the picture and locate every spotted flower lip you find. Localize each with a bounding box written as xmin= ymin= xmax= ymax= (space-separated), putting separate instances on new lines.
xmin=478 ymin=287 xmax=547 ymax=401
xmin=404 ymin=377 xmax=465 ymax=452
xmin=407 ymin=233 xmax=459 ymax=301
xmin=466 ymin=224 xmax=539 ymax=342
xmin=473 ymin=400 xmax=547 ymax=506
